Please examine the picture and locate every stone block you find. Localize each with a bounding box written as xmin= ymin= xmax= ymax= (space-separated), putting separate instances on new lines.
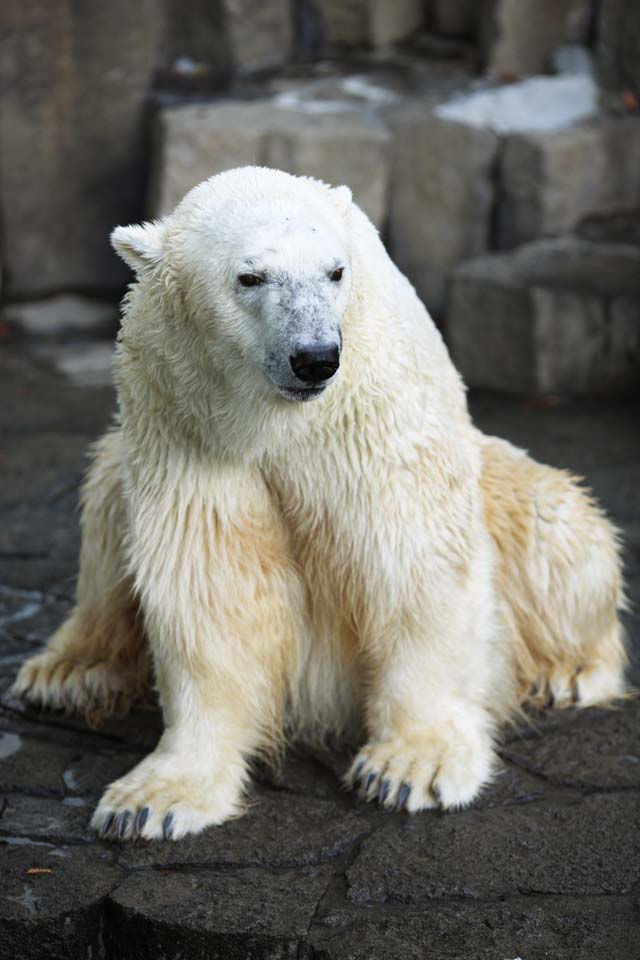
xmin=223 ymin=0 xmax=292 ymax=72
xmin=480 ymin=0 xmax=589 ymax=77
xmin=597 ymin=0 xmax=640 ymax=105
xmin=448 ymin=236 xmax=640 ymax=394
xmin=388 ymin=103 xmax=498 ymax=316
xmin=0 ymin=844 xmax=119 ymax=960
xmin=151 ymin=100 xmax=391 ymax=227
xmin=0 ymin=0 xmax=165 ymax=297
xmin=107 ymin=865 xmax=335 ymax=957
xmin=498 ymin=116 xmax=640 ymax=248
xmin=0 ymin=1 xmax=288 ymax=300
xmin=314 ymin=0 xmax=424 ymax=48
xmin=387 ymin=73 xmax=600 ymax=316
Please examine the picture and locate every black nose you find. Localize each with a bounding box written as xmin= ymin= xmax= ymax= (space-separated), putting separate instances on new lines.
xmin=289 ymin=345 xmax=340 ymax=383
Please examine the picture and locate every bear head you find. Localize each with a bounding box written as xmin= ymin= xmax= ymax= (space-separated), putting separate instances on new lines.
xmin=111 ymin=167 xmax=354 ymax=404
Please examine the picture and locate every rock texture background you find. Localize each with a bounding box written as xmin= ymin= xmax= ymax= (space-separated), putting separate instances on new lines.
xmin=1 ymin=0 xmax=639 ymax=394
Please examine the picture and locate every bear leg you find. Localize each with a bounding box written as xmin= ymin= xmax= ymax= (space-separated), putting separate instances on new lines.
xmin=480 ymin=434 xmax=628 ymax=710
xmin=91 ymin=460 xmax=303 ymax=840
xmin=12 ymin=429 xmax=148 ymax=722
xmin=343 ymin=524 xmax=505 ymax=813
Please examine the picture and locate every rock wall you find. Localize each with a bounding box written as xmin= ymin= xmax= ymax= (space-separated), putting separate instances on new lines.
xmin=1 ymin=0 xmax=638 ymax=395
xmin=0 ymin=0 xmax=163 ymax=297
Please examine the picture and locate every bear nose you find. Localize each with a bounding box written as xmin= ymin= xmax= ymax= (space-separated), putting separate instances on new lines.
xmin=289 ymin=345 xmax=340 ymax=383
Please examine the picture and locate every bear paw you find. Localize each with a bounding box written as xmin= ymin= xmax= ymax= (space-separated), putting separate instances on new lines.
xmin=345 ymin=729 xmax=495 ymax=813
xmin=527 ymin=662 xmax=626 ymax=711
xmin=91 ymin=751 xmax=244 ymax=841
xmin=12 ymin=650 xmax=138 ymax=720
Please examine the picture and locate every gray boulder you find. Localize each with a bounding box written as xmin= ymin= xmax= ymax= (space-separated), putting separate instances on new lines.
xmin=448 ymin=236 xmax=640 ymax=394
xmin=0 ymin=0 xmax=164 ymax=297
xmin=499 ymin=116 xmax=640 ymax=248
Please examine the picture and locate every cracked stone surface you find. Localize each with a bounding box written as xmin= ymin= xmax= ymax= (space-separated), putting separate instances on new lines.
xmin=1 ymin=346 xmax=639 ymax=958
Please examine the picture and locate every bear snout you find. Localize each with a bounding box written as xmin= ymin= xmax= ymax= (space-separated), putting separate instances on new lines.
xmin=289 ymin=344 xmax=340 ymax=384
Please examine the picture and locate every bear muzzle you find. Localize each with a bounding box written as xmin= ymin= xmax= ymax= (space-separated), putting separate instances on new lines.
xmin=289 ymin=344 xmax=340 ymax=385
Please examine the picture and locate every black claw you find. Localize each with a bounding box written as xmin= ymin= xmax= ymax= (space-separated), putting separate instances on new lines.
xmin=363 ymin=771 xmax=376 ymax=796
xmin=135 ymin=807 xmax=150 ymax=834
xmin=116 ymin=809 xmax=132 ymax=838
xmin=352 ymin=759 xmax=366 ymax=784
xmin=379 ymin=779 xmax=391 ymax=805
xmin=100 ymin=812 xmax=115 ymax=837
xmin=162 ymin=811 xmax=174 ymax=841
xmin=432 ymin=784 xmax=442 ymax=806
xmin=397 ymin=783 xmax=411 ymax=810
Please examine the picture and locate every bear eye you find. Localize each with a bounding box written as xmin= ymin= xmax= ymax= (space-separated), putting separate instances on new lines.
xmin=238 ymin=273 xmax=264 ymax=288
xmin=330 ymin=267 xmax=344 ymax=282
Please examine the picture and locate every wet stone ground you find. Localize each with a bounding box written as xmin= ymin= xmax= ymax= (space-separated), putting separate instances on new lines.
xmin=1 ymin=346 xmax=639 ymax=959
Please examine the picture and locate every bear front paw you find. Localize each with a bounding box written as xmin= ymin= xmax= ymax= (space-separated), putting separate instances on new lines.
xmin=345 ymin=728 xmax=495 ymax=813
xmin=91 ymin=751 xmax=245 ymax=841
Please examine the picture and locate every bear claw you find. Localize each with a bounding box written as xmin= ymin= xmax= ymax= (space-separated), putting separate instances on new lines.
xmin=162 ymin=812 xmax=174 ymax=840
xmin=363 ymin=771 xmax=376 ymax=796
xmin=352 ymin=759 xmax=366 ymax=784
xmin=378 ymin=779 xmax=391 ymax=805
xmin=100 ymin=812 xmax=115 ymax=837
xmin=135 ymin=807 xmax=149 ymax=834
xmin=116 ymin=810 xmax=132 ymax=838
xmin=397 ymin=783 xmax=411 ymax=809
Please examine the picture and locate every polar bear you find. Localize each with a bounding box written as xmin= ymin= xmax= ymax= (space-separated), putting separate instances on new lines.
xmin=13 ymin=167 xmax=626 ymax=841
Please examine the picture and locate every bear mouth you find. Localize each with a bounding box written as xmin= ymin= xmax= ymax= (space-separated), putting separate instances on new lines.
xmin=278 ymin=385 xmax=327 ymax=402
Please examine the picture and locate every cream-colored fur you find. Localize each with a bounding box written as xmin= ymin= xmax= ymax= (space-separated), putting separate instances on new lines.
xmin=13 ymin=167 xmax=626 ymax=840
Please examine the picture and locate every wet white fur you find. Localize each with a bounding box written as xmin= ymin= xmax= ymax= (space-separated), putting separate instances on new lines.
xmin=14 ymin=168 xmax=626 ymax=840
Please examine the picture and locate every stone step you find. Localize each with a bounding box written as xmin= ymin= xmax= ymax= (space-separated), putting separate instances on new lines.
xmin=390 ymin=76 xmax=640 ymax=316
xmin=447 ymin=235 xmax=640 ymax=395
xmin=150 ymin=95 xmax=392 ymax=229
xmin=151 ymin=72 xmax=640 ymax=322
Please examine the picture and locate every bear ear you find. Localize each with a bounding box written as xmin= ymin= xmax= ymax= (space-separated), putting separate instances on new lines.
xmin=111 ymin=220 xmax=166 ymax=274
xmin=333 ymin=185 xmax=352 ymax=220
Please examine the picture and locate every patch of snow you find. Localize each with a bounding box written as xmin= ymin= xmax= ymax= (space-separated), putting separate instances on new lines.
xmin=273 ymin=91 xmax=354 ymax=114
xmin=340 ymin=76 xmax=398 ymax=103
xmin=435 ymin=74 xmax=597 ymax=134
